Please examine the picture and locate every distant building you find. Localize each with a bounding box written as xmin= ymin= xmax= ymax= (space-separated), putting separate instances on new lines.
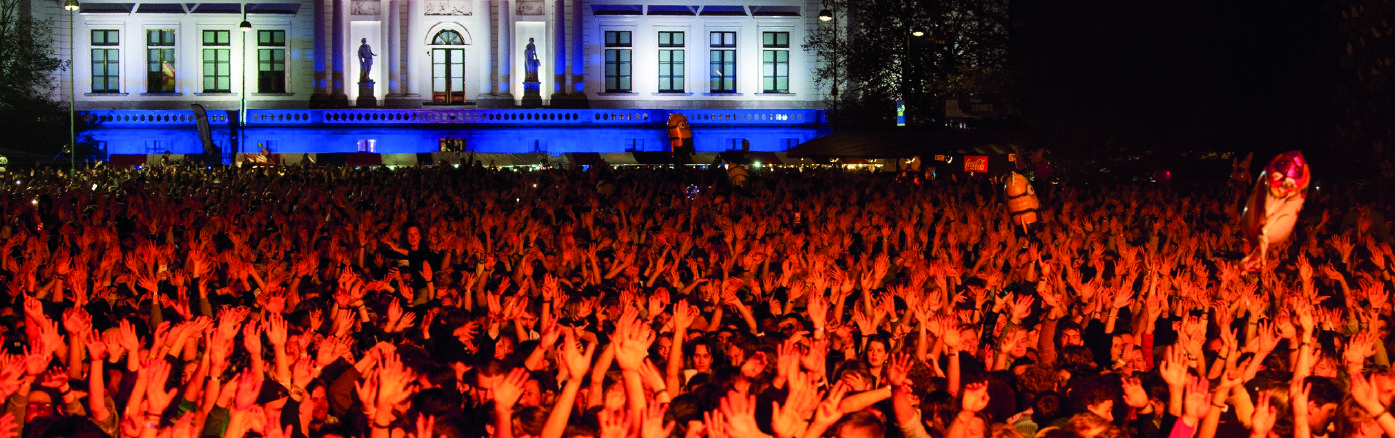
xmin=35 ymin=0 xmax=829 ymax=110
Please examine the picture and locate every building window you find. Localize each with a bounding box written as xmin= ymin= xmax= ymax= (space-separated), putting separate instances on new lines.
xmin=604 ymin=31 xmax=631 ymax=93
xmin=432 ymin=30 xmax=465 ymax=45
xmin=257 ymin=30 xmax=286 ymax=93
xmin=431 ymin=30 xmax=466 ymax=104
xmin=762 ymin=32 xmax=790 ymax=93
xmin=146 ymin=29 xmax=176 ymax=93
xmin=201 ymin=30 xmax=231 ymax=93
xmin=709 ymin=31 xmax=736 ymax=93
xmin=657 ymin=31 xmax=685 ymax=93
xmin=91 ymin=30 xmax=120 ymax=93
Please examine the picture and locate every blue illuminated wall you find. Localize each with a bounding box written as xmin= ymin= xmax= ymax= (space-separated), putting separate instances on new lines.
xmin=85 ymin=108 xmax=828 ymax=156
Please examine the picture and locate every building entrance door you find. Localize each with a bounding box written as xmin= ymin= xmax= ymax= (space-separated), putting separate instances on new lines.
xmin=432 ymin=48 xmax=465 ymax=104
xmin=431 ymin=30 xmax=467 ymax=104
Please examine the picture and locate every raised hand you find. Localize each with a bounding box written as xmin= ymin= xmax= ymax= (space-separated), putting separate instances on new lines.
xmin=376 ymin=353 xmax=416 ymax=410
xmin=1254 ymin=321 xmax=1280 ymax=354
xmin=1251 ymin=390 xmax=1277 ymax=437
xmin=34 ymin=316 xmax=62 ymax=357
xmin=38 ymin=367 xmax=69 ymax=393
xmin=1159 ymin=345 xmax=1188 ymax=388
xmin=612 ymin=309 xmax=654 ymax=371
xmin=412 ymin=413 xmax=438 ymax=438
xmin=672 ymin=299 xmax=698 ymax=331
xmin=850 ymin=305 xmax=875 ymax=336
xmin=493 ymin=367 xmax=529 ymax=411
xmin=639 ymin=401 xmax=674 ymax=438
xmin=961 ymin=382 xmax=990 ymax=413
xmin=807 ymin=292 xmax=829 ymax=330
xmin=84 ymin=330 xmax=109 ymax=362
xmin=811 ymin=382 xmax=849 ymax=426
xmin=1345 ymin=331 xmax=1378 ymax=367
xmin=719 ymin=391 xmax=768 ymax=438
xmin=242 ymin=322 xmax=263 ymax=357
xmin=1010 ymin=294 xmax=1035 ymax=322
xmin=1350 ymin=372 xmax=1387 ymax=416
xmin=886 ymin=353 xmax=913 ymax=388
xmin=24 ymin=343 xmax=51 ymax=377
xmin=801 ymin=337 xmax=828 ymax=376
xmin=598 ymin=408 xmax=631 ymax=438
xmin=1122 ymin=376 xmax=1150 ymax=409
xmin=317 ymin=336 xmax=351 ymax=367
xmin=1181 ymin=376 xmax=1211 ymax=423
xmin=265 ymin=313 xmax=288 ymax=347
xmin=772 ymin=370 xmax=818 ymax=438
xmin=291 ymin=355 xmax=315 ymax=389
xmin=354 ymin=370 xmax=380 ymax=409
xmin=143 ymin=359 xmax=178 ymax=414
xmin=234 ymin=370 xmax=262 ymax=411
xmin=559 ymin=329 xmax=597 ymax=381
xmin=941 ymin=322 xmax=964 ymax=353
xmin=0 ymin=413 xmax=16 ymax=438
xmin=62 ymin=307 xmax=92 ymax=336
xmin=22 ymin=295 xmax=44 ymax=321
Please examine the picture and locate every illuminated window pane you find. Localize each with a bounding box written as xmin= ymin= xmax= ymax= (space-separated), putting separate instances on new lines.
xmin=605 ymin=30 xmax=632 ymax=93
xmin=146 ymin=30 xmax=176 ymax=93
xmin=91 ymin=30 xmax=120 ymax=93
xmin=762 ymin=48 xmax=789 ymax=93
xmin=710 ymin=49 xmax=735 ymax=93
xmin=605 ymin=31 xmax=631 ymax=47
xmin=202 ymin=47 xmax=230 ymax=93
xmin=709 ymin=32 xmax=736 ymax=93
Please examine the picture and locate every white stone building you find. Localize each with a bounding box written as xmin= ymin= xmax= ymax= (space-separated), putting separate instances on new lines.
xmin=34 ymin=0 xmax=832 ymax=111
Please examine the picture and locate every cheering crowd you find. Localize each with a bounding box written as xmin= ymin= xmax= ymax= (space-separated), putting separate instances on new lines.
xmin=0 ymin=162 xmax=1392 ymax=438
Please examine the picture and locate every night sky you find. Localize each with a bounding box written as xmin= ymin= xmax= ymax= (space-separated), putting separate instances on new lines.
xmin=1011 ymin=0 xmax=1348 ymax=171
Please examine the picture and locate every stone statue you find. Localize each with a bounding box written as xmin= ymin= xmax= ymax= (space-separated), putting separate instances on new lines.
xmin=358 ymin=38 xmax=376 ymax=83
xmin=524 ymin=37 xmax=541 ymax=82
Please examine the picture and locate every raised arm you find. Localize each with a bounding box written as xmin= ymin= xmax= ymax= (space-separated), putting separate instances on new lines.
xmin=541 ymin=331 xmax=596 ymax=438
xmin=666 ymin=300 xmax=697 ymax=393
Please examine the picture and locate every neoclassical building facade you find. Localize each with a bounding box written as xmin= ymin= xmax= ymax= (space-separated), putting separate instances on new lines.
xmin=36 ymin=0 xmax=830 ymax=111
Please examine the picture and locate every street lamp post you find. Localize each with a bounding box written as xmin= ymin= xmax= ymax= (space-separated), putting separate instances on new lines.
xmin=902 ymin=30 xmax=923 ymax=126
xmin=818 ymin=7 xmax=837 ymax=131
xmin=240 ymin=14 xmax=251 ymax=159
xmin=65 ymin=0 xmax=79 ymax=172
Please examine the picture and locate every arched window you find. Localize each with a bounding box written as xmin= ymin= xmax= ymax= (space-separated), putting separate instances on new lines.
xmin=432 ymin=30 xmax=465 ymax=46
xmin=431 ymin=30 xmax=466 ymax=104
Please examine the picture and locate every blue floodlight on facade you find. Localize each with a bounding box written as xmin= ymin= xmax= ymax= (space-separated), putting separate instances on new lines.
xmin=50 ymin=0 xmax=841 ymax=159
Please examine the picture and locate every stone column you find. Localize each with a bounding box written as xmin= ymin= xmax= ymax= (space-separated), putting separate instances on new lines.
xmin=552 ymin=0 xmax=566 ymax=96
xmin=330 ymin=0 xmax=347 ymax=104
xmin=312 ymin=0 xmax=328 ymax=102
xmin=406 ymin=0 xmax=423 ymax=98
xmin=570 ymin=0 xmax=586 ymax=98
xmin=479 ymin=0 xmax=493 ymax=96
xmin=497 ymin=0 xmax=512 ymax=99
xmin=387 ymin=0 xmax=401 ymax=95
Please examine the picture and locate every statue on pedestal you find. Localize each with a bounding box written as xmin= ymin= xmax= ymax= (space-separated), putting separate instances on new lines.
xmin=356 ymin=37 xmax=378 ymax=106
xmin=524 ymin=38 xmax=541 ymax=83
xmin=358 ymin=38 xmax=376 ymax=83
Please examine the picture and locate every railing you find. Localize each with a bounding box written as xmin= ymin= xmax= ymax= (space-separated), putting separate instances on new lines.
xmin=84 ymin=108 xmax=825 ymax=128
xmin=317 ymin=109 xmax=664 ymax=125
xmin=671 ymin=109 xmax=816 ymax=125
xmin=87 ymin=110 xmax=228 ymax=125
